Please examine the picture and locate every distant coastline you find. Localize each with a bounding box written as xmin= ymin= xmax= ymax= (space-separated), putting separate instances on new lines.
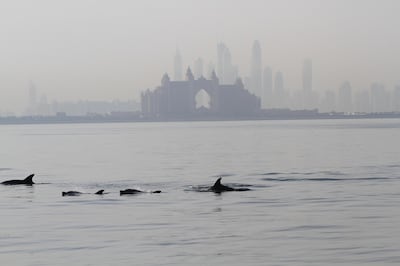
xmin=1 ymin=110 xmax=400 ymax=125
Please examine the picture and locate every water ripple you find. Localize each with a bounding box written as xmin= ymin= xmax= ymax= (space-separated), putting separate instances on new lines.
xmin=262 ymin=177 xmax=391 ymax=182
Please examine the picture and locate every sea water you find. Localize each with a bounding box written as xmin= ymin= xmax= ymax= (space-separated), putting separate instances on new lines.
xmin=1 ymin=119 xmax=400 ymax=265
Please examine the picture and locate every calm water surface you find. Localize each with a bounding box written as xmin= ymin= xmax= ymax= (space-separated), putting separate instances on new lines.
xmin=1 ymin=119 xmax=400 ymax=265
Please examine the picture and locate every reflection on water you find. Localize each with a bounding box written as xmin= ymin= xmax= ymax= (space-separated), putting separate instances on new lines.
xmin=1 ymin=119 xmax=400 ymax=265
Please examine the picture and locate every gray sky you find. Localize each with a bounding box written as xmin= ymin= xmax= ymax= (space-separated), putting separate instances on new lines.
xmin=1 ymin=0 xmax=399 ymax=113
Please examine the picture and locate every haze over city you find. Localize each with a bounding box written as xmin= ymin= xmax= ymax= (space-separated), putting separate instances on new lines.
xmin=1 ymin=0 xmax=400 ymax=114
xmin=3 ymin=2 xmax=400 ymax=265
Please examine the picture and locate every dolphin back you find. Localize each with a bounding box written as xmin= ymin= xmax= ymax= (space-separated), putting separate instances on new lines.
xmin=2 ymin=173 xmax=35 ymax=185
xmin=210 ymin=177 xmax=239 ymax=192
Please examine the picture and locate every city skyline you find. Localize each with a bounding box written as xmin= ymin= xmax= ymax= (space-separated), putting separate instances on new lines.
xmin=7 ymin=39 xmax=400 ymax=117
xmin=1 ymin=1 xmax=400 ymax=114
xmin=163 ymin=41 xmax=400 ymax=115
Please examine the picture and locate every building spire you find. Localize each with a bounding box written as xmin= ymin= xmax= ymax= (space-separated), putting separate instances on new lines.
xmin=174 ymin=48 xmax=183 ymax=81
xmin=186 ymin=67 xmax=194 ymax=81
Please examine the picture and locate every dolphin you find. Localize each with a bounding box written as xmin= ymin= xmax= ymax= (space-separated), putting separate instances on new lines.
xmin=209 ymin=177 xmax=250 ymax=193
xmin=120 ymin=189 xmax=161 ymax=195
xmin=1 ymin=174 xmax=35 ymax=185
xmin=62 ymin=191 xmax=82 ymax=196
xmin=62 ymin=189 xmax=105 ymax=196
xmin=94 ymin=189 xmax=105 ymax=195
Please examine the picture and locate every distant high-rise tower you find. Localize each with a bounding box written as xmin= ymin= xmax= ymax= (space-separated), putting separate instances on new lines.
xmin=302 ymin=59 xmax=312 ymax=92
xmin=370 ymin=83 xmax=389 ymax=113
xmin=193 ymin=58 xmax=204 ymax=79
xmin=216 ymin=43 xmax=238 ymax=84
xmin=274 ymin=71 xmax=284 ymax=108
xmin=217 ymin=43 xmax=227 ymax=82
xmin=222 ymin=48 xmax=238 ymax=84
xmin=274 ymin=71 xmax=284 ymax=92
xmin=393 ymin=86 xmax=400 ymax=112
xmin=262 ymin=66 xmax=273 ymax=108
xmin=337 ymin=81 xmax=353 ymax=113
xmin=354 ymin=90 xmax=370 ymax=113
xmin=320 ymin=90 xmax=336 ymax=113
xmin=250 ymin=40 xmax=262 ymax=97
xmin=28 ymin=81 xmax=37 ymax=114
xmin=303 ymin=59 xmax=313 ymax=109
xmin=207 ymin=61 xmax=215 ymax=79
xmin=174 ymin=48 xmax=183 ymax=81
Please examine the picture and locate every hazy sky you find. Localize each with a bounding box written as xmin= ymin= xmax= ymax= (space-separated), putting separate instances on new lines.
xmin=1 ymin=0 xmax=400 ymax=113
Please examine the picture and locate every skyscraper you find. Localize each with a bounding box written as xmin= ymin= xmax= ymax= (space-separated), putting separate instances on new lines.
xmin=303 ymin=59 xmax=313 ymax=109
xmin=222 ymin=47 xmax=232 ymax=83
xmin=28 ymin=81 xmax=37 ymax=115
xmin=274 ymin=71 xmax=284 ymax=92
xmin=217 ymin=43 xmax=227 ymax=82
xmin=216 ymin=43 xmax=238 ymax=84
xmin=319 ymin=90 xmax=336 ymax=113
xmin=302 ymin=59 xmax=312 ymax=92
xmin=393 ymin=86 xmax=400 ymax=112
xmin=207 ymin=61 xmax=215 ymax=79
xmin=337 ymin=81 xmax=353 ymax=113
xmin=274 ymin=71 xmax=284 ymax=108
xmin=193 ymin=58 xmax=204 ymax=79
xmin=370 ymin=83 xmax=389 ymax=113
xmin=250 ymin=40 xmax=262 ymax=97
xmin=262 ymin=66 xmax=273 ymax=108
xmin=174 ymin=48 xmax=183 ymax=81
xmin=354 ymin=90 xmax=371 ymax=113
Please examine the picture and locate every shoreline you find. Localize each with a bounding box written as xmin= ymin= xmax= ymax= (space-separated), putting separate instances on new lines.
xmin=1 ymin=112 xmax=400 ymax=125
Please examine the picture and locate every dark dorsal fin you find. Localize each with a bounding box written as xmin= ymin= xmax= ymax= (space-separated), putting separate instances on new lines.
xmin=213 ymin=177 xmax=222 ymax=187
xmin=95 ymin=189 xmax=104 ymax=195
xmin=24 ymin=174 xmax=35 ymax=184
xmin=211 ymin=177 xmax=235 ymax=192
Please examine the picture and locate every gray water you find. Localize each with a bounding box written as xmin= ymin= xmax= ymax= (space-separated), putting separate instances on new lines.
xmin=1 ymin=119 xmax=400 ymax=265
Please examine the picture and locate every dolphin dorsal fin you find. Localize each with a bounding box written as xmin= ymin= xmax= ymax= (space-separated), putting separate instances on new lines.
xmin=95 ymin=190 xmax=104 ymax=195
xmin=214 ymin=177 xmax=222 ymax=187
xmin=24 ymin=174 xmax=34 ymax=183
